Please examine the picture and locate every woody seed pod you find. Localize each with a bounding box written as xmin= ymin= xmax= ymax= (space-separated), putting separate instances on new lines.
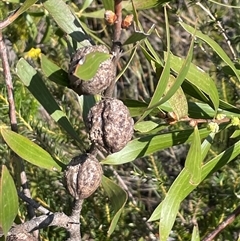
xmin=68 ymin=45 xmax=116 ymax=95
xmin=87 ymin=98 xmax=134 ymax=154
xmin=64 ymin=154 xmax=102 ymax=200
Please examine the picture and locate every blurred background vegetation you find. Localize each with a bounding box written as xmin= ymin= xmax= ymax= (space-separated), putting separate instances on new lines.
xmin=0 ymin=0 xmax=240 ymax=240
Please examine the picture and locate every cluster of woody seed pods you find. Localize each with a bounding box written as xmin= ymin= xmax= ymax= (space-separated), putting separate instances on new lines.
xmin=65 ymin=44 xmax=134 ymax=200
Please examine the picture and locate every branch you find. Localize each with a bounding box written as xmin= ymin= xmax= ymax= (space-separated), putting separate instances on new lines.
xmin=113 ymin=0 xmax=122 ymax=43
xmin=7 ymin=199 xmax=84 ymax=241
xmin=202 ymin=205 xmax=240 ymax=241
xmin=104 ymin=0 xmax=122 ymax=98
xmin=0 ymin=32 xmax=37 ymax=237
xmin=0 ymin=8 xmax=19 ymax=30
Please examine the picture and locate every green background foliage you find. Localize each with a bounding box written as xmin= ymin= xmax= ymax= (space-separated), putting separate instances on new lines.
xmin=0 ymin=0 xmax=240 ymax=240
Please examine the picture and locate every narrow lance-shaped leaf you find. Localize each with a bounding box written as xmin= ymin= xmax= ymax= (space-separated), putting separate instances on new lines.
xmin=149 ymin=135 xmax=240 ymax=241
xmin=42 ymin=0 xmax=91 ymax=48
xmin=159 ymin=125 xmax=206 ymax=240
xmin=102 ymin=0 xmax=114 ymax=11
xmin=149 ymin=131 xmax=216 ymax=222
xmin=164 ymin=75 xmax=188 ymax=120
xmin=81 ymin=0 xmax=95 ymax=12
xmin=185 ymin=125 xmax=202 ymax=185
xmin=138 ymin=5 xmax=170 ymax=122
xmin=0 ymin=165 xmax=19 ymax=237
xmin=1 ymin=127 xmax=62 ymax=171
xmin=123 ymin=31 xmax=150 ymax=46
xmin=142 ymin=26 xmax=195 ymax=120
xmin=191 ymin=222 xmax=200 ymax=241
xmin=123 ymin=0 xmax=169 ymax=11
xmin=134 ymin=120 xmax=159 ymax=133
xmin=169 ymin=53 xmax=219 ymax=112
xmin=16 ymin=58 xmax=84 ymax=149
xmin=82 ymin=0 xmax=168 ymax=18
xmin=102 ymin=128 xmax=211 ymax=165
xmin=101 ymin=176 xmax=127 ymax=236
xmin=179 ymin=21 xmax=240 ymax=82
xmin=40 ymin=54 xmax=69 ymax=87
xmin=149 ymin=132 xmax=215 ymax=221
xmin=157 ymin=136 xmax=240 ymax=241
xmin=115 ymin=46 xmax=137 ymax=82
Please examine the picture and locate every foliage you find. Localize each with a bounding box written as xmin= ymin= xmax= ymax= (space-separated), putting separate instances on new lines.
xmin=0 ymin=0 xmax=240 ymax=240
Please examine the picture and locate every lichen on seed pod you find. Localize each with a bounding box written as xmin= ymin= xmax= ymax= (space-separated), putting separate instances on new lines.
xmin=68 ymin=45 xmax=116 ymax=96
xmin=64 ymin=154 xmax=103 ymax=200
xmin=87 ymin=98 xmax=134 ymax=154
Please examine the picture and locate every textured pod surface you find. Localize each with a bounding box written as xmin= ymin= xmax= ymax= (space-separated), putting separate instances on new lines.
xmin=87 ymin=98 xmax=134 ymax=153
xmin=68 ymin=45 xmax=116 ymax=95
xmin=64 ymin=154 xmax=102 ymax=200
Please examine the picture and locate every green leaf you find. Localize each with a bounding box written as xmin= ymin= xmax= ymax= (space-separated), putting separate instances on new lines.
xmin=185 ymin=126 xmax=202 ymax=185
xmin=165 ymin=75 xmax=188 ymax=120
xmin=16 ymin=58 xmax=84 ymax=148
xmin=0 ymin=0 xmax=38 ymax=29
xmin=1 ymin=128 xmax=62 ymax=171
xmin=169 ymin=53 xmax=219 ymax=112
xmin=40 ymin=54 xmax=69 ymax=86
xmin=230 ymin=130 xmax=240 ymax=138
xmin=81 ymin=9 xmax=104 ymax=19
xmin=102 ymin=128 xmax=211 ymax=165
xmin=201 ymin=132 xmax=216 ymax=161
xmin=179 ymin=21 xmax=240 ymax=82
xmin=123 ymin=99 xmax=148 ymax=117
xmin=101 ymin=176 xmax=127 ymax=236
xmin=188 ymin=101 xmax=240 ymax=119
xmin=102 ymin=0 xmax=114 ymax=11
xmin=81 ymin=0 xmax=94 ymax=12
xmin=143 ymin=37 xmax=163 ymax=66
xmin=149 ymin=132 xmax=215 ymax=222
xmin=123 ymin=0 xmax=168 ymax=11
xmin=149 ymin=137 xmax=240 ymax=240
xmin=138 ymin=6 xmax=170 ymax=122
xmin=159 ymin=34 xmax=194 ymax=106
xmin=191 ymin=222 xmax=200 ymax=241
xmin=123 ymin=30 xmax=151 ymax=45
xmin=140 ymin=29 xmax=194 ymax=122
xmin=74 ymin=52 xmax=110 ymax=81
xmin=140 ymin=45 xmax=162 ymax=68
xmin=82 ymin=0 xmax=167 ymax=19
xmin=134 ymin=121 xmax=159 ymax=133
xmin=0 ymin=165 xmax=18 ymax=237
xmin=116 ymin=46 xmax=137 ymax=82
xmin=42 ymin=0 xmax=91 ymax=48
xmin=78 ymin=95 xmax=96 ymax=124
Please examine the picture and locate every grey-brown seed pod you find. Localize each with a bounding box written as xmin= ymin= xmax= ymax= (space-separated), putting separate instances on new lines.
xmin=87 ymin=98 xmax=134 ymax=154
xmin=64 ymin=154 xmax=102 ymax=200
xmin=68 ymin=45 xmax=116 ymax=95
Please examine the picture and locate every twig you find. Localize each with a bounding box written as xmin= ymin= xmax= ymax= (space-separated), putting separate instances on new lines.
xmin=196 ymin=1 xmax=237 ymax=60
xmin=0 ymin=32 xmax=17 ymax=132
xmin=0 ymin=32 xmax=38 ymax=237
xmin=0 ymin=8 xmax=19 ymax=30
xmin=113 ymin=0 xmax=122 ymax=43
xmin=104 ymin=0 xmax=122 ymax=98
xmin=68 ymin=199 xmax=84 ymax=241
xmin=202 ymin=205 xmax=240 ymax=241
xmin=7 ymin=199 xmax=84 ymax=241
